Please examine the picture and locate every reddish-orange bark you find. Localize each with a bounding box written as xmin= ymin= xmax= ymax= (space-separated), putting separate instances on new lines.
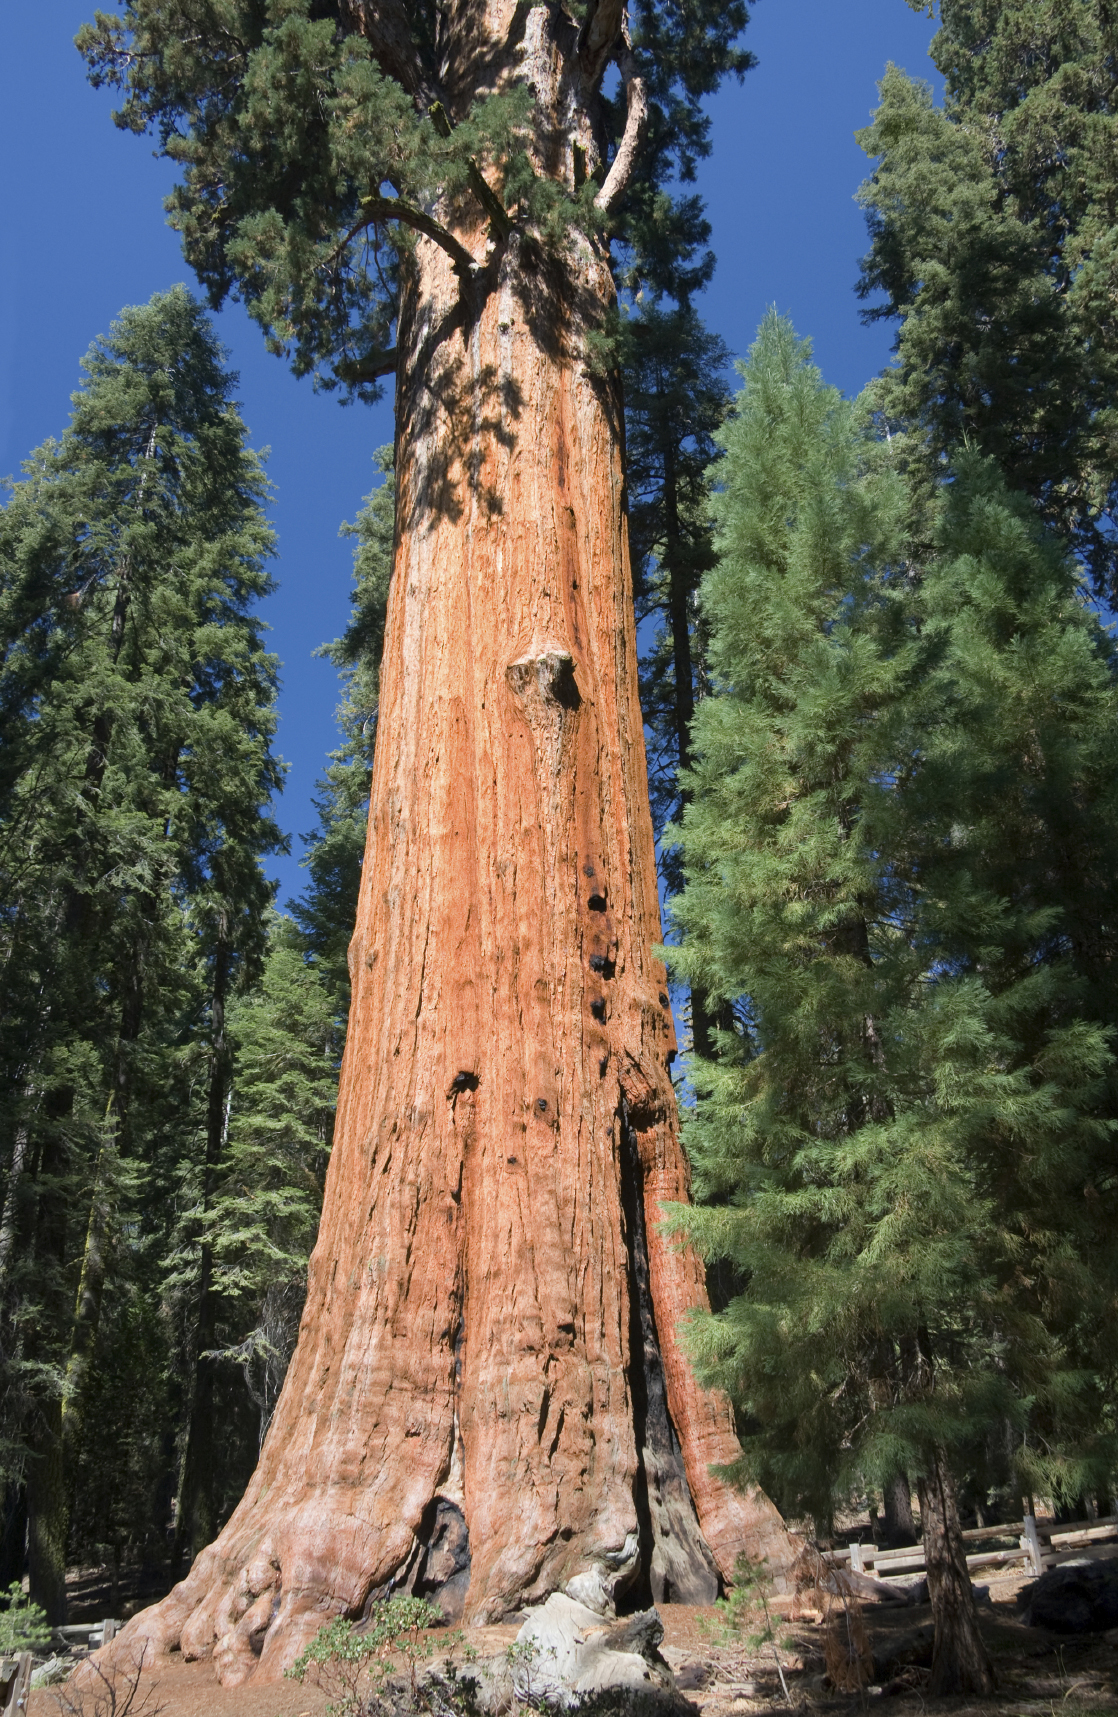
xmin=99 ymin=5 xmax=794 ymax=1688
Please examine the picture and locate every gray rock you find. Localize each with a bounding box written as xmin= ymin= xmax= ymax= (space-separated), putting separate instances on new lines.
xmin=30 ymin=1657 xmax=73 ymax=1688
xmin=513 ymin=1594 xmax=673 ymax=1703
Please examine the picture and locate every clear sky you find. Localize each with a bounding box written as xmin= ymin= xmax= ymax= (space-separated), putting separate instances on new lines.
xmin=1 ymin=2 xmax=939 ymax=904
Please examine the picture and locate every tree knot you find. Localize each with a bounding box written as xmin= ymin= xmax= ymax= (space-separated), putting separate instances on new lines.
xmin=507 ymin=647 xmax=582 ymax=711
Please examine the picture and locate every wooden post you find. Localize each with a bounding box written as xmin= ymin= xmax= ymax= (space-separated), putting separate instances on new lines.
xmin=1 ymin=1653 xmax=32 ymax=1717
xmin=849 ymin=1542 xmax=866 ymax=1574
xmin=1021 ymin=1514 xmax=1044 ymax=1576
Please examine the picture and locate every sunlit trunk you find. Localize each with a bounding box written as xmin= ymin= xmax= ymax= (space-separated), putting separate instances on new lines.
xmin=98 ymin=2 xmax=793 ymax=1684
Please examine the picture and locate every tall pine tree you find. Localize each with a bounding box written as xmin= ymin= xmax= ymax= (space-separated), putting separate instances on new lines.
xmin=0 ymin=287 xmax=284 ymax=1613
xmin=857 ymin=0 xmax=1118 ymax=591
xmin=667 ymin=313 xmax=1118 ymax=1695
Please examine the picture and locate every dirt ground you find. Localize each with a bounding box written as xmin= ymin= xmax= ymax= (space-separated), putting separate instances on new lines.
xmin=26 ymin=1569 xmax=1118 ymax=1717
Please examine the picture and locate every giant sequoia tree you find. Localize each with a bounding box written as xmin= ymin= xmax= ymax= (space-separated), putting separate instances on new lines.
xmin=79 ymin=0 xmax=791 ymax=1678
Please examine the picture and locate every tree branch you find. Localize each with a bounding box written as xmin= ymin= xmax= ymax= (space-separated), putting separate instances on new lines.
xmin=357 ymin=195 xmax=479 ymax=275
xmin=578 ymin=0 xmax=627 ymax=84
xmin=594 ymin=48 xmax=648 ymax=213
xmin=429 ymin=102 xmax=512 ymax=241
xmin=335 ymin=348 xmax=398 ymax=386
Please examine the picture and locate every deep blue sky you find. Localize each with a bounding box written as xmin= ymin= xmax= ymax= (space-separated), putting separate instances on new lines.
xmin=1 ymin=2 xmax=939 ymax=903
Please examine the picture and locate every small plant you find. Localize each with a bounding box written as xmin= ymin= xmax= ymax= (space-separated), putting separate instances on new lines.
xmin=0 ymin=1583 xmax=51 ymax=1654
xmin=53 ymin=1645 xmax=166 ymax=1717
xmin=287 ymin=1598 xmax=440 ymax=1717
xmin=716 ymin=1554 xmax=795 ymax=1707
xmin=504 ymin=1637 xmax=557 ymax=1710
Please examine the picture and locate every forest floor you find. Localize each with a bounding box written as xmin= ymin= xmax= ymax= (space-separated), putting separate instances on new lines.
xmin=26 ymin=1569 xmax=1118 ymax=1717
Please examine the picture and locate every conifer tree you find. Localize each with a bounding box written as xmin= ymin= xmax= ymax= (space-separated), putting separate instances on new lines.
xmin=292 ymin=451 xmax=394 ymax=1013
xmin=857 ymin=1 xmax=1118 ymax=592
xmin=79 ymin=1 xmax=796 ymax=1664
xmin=205 ymin=915 xmax=341 ymax=1456
xmin=667 ymin=313 xmax=1118 ymax=1695
xmin=624 ymin=303 xmax=731 ymax=1061
xmin=0 ymin=287 xmax=284 ymax=1613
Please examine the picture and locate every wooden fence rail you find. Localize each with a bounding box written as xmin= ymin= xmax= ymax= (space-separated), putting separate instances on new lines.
xmin=822 ymin=1512 xmax=1118 ymax=1584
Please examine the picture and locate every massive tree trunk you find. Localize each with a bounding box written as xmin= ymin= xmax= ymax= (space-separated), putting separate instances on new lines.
xmin=98 ymin=2 xmax=792 ymax=1687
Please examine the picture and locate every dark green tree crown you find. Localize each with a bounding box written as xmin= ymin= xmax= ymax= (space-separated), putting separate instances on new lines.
xmin=78 ymin=0 xmax=751 ymax=398
xmin=860 ymin=2 xmax=1118 ymax=594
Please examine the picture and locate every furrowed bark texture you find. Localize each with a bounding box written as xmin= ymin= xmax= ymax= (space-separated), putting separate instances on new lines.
xmin=96 ymin=5 xmax=792 ymax=1686
xmin=918 ymin=1450 xmax=996 ymax=1696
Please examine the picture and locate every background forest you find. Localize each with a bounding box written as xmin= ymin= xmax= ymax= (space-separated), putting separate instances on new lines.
xmin=2 ymin=0 xmax=1117 ymax=1672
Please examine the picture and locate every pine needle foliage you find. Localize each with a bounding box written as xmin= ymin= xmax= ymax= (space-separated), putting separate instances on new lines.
xmin=625 ymin=304 xmax=731 ymax=857
xmin=858 ymin=0 xmax=1118 ymax=594
xmin=0 ymin=287 xmax=285 ymax=1597
xmin=292 ymin=448 xmax=394 ymax=1009
xmin=666 ymin=313 xmax=1118 ymax=1530
xmin=78 ymin=0 xmax=753 ymax=397
xmin=205 ymin=914 xmax=340 ymax=1447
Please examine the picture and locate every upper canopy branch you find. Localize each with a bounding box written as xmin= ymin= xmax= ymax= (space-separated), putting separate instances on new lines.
xmin=578 ymin=0 xmax=628 ymax=84
xmin=594 ymin=37 xmax=648 ymax=213
xmin=356 ymin=194 xmax=480 ymax=276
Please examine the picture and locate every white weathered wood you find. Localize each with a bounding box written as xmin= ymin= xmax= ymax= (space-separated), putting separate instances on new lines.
xmin=870 ymin=1550 xmax=925 ymax=1574
xmin=848 ymin=1542 xmax=866 ymax=1574
xmin=964 ymin=1547 xmax=1029 ymax=1571
xmin=1 ymin=1652 xmax=32 ymax=1717
xmin=1021 ymin=1514 xmax=1045 ymax=1576
xmin=1044 ymin=1521 xmax=1118 ymax=1551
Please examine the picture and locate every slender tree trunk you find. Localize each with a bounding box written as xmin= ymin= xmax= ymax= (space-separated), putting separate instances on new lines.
xmin=173 ymin=936 xmax=232 ymax=1567
xmin=0 ymin=1099 xmax=33 ymax=1297
xmin=27 ymin=1395 xmax=68 ymax=1625
xmin=24 ymin=1114 xmax=71 ymax=1624
xmin=661 ymin=443 xmax=718 ymax=1066
xmin=881 ymin=1470 xmax=916 ymax=1548
xmin=62 ymin=1136 xmax=113 ymax=1431
xmin=918 ymin=1447 xmax=996 ymax=1696
xmin=98 ymin=10 xmax=793 ymax=1687
xmin=60 ymin=907 xmax=156 ymax=1561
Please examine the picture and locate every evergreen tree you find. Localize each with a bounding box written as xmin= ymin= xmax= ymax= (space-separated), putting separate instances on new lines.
xmin=206 ymin=914 xmax=340 ymax=1454
xmin=0 ymin=287 xmax=284 ymax=1611
xmin=74 ymin=0 xmax=813 ymax=1648
xmin=292 ymin=450 xmax=394 ymax=1012
xmin=667 ymin=314 xmax=1118 ymax=1695
xmin=857 ymin=0 xmax=1118 ymax=592
xmin=624 ymin=303 xmax=731 ymax=1061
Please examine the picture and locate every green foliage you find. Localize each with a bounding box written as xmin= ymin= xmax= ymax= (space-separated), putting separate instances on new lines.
xmin=710 ymin=1556 xmax=793 ymax=1704
xmin=624 ymin=304 xmax=730 ymax=850
xmin=0 ymin=1581 xmax=51 ymax=1652
xmin=856 ymin=3 xmax=1118 ymax=594
xmin=667 ymin=312 xmax=1118 ymax=1532
xmin=202 ymin=913 xmax=338 ymax=1445
xmin=292 ymin=449 xmax=394 ymax=1008
xmin=79 ymin=3 xmax=528 ymax=395
xmin=0 ymin=287 xmax=285 ymax=1586
xmin=287 ymin=1600 xmax=441 ymax=1717
xmin=78 ymin=2 xmax=754 ymax=396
